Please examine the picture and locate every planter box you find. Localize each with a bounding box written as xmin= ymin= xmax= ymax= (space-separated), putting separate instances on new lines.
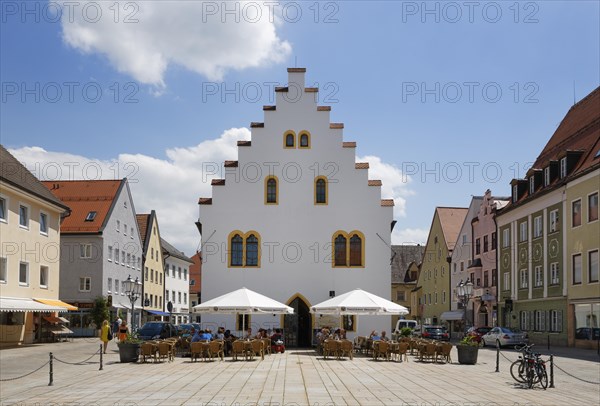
xmin=117 ymin=342 xmax=140 ymax=363
xmin=457 ymin=345 xmax=479 ymax=365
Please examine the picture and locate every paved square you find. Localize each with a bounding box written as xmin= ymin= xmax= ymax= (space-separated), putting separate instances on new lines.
xmin=1 ymin=340 xmax=598 ymax=405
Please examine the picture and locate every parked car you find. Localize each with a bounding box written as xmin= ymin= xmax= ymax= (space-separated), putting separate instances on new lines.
xmin=466 ymin=326 xmax=492 ymax=344
xmin=481 ymin=327 xmax=528 ymax=348
xmin=414 ymin=325 xmax=449 ymax=341
xmin=391 ymin=319 xmax=418 ymax=340
xmin=137 ymin=322 xmax=178 ymax=340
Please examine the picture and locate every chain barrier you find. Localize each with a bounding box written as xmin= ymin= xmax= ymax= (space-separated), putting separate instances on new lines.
xmin=53 ymin=348 xmax=101 ymax=365
xmin=0 ymin=361 xmax=50 ymax=382
xmin=553 ymin=362 xmax=600 ymax=385
xmin=499 ymin=350 xmax=515 ymax=363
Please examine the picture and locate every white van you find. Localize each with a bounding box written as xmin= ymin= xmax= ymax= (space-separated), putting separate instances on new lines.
xmin=392 ymin=319 xmax=418 ymax=340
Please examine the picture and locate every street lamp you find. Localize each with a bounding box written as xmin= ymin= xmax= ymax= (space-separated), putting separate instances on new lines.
xmin=457 ymin=279 xmax=474 ymax=329
xmin=124 ymin=275 xmax=142 ymax=331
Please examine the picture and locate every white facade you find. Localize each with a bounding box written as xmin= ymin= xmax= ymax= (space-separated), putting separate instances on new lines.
xmin=198 ymin=69 xmax=394 ymax=346
xmin=164 ymin=256 xmax=192 ymax=324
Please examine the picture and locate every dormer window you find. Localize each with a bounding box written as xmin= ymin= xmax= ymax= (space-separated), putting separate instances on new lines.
xmin=544 ymin=167 xmax=550 ymax=186
xmin=85 ymin=211 xmax=97 ymax=221
xmin=529 ymin=177 xmax=535 ymax=195
xmin=560 ymin=157 xmax=567 ymax=178
xmin=512 ymin=185 xmax=518 ymax=203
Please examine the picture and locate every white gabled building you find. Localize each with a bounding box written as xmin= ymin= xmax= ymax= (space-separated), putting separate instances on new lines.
xmin=197 ymin=68 xmax=395 ymax=347
xmin=161 ymin=238 xmax=193 ymax=325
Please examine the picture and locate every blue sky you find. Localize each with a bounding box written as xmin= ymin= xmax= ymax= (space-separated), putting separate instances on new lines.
xmin=1 ymin=1 xmax=599 ymax=255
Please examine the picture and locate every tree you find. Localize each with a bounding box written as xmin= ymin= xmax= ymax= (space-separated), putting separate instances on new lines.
xmin=90 ymin=296 xmax=110 ymax=330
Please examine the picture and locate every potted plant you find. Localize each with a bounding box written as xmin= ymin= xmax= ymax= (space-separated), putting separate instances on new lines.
xmin=117 ymin=332 xmax=142 ymax=363
xmin=399 ymin=327 xmax=413 ymax=338
xmin=457 ymin=334 xmax=479 ymax=365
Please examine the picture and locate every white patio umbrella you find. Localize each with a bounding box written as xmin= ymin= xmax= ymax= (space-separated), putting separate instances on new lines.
xmin=193 ymin=287 xmax=294 ymax=333
xmin=310 ymin=289 xmax=408 ymax=334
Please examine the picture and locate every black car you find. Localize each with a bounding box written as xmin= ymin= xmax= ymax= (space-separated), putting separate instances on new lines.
xmin=418 ymin=326 xmax=450 ymax=341
xmin=575 ymin=327 xmax=600 ymax=340
xmin=137 ymin=322 xmax=178 ymax=340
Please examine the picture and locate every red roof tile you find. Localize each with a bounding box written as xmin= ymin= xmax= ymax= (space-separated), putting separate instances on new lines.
xmin=250 ymin=122 xmax=264 ymax=128
xmin=237 ymin=141 xmax=251 ymax=147
xmin=355 ymin=163 xmax=369 ymax=169
xmin=41 ymin=180 xmax=122 ymax=233
xmin=436 ymin=207 xmax=469 ymax=251
xmin=263 ymin=105 xmax=276 ymax=111
xmin=305 ymin=87 xmax=318 ymax=93
xmin=136 ymin=214 xmax=149 ymax=249
xmin=211 ymin=179 xmax=225 ymax=186
xmin=317 ymin=106 xmax=331 ymax=111
xmin=198 ymin=198 xmax=212 ymax=205
xmin=330 ymin=123 xmax=344 ymax=129
xmin=381 ymin=199 xmax=394 ymax=207
xmin=287 ymin=68 xmax=306 ymax=73
xmin=343 ymin=142 xmax=356 ymax=148
xmin=368 ymin=180 xmax=382 ymax=186
xmin=224 ymin=161 xmax=238 ymax=168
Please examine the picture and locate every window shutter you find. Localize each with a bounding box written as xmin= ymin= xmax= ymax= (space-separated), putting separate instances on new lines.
xmin=529 ymin=310 xmax=535 ymax=331
xmin=541 ymin=310 xmax=546 ymax=331
xmin=557 ymin=310 xmax=563 ymax=332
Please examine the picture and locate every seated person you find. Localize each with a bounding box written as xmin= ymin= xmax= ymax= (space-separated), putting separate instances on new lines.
xmin=370 ymin=330 xmax=381 ymax=341
xmin=339 ymin=328 xmax=347 ymax=340
xmin=244 ymin=328 xmax=253 ymax=340
xmin=198 ymin=329 xmax=212 ymax=341
xmin=271 ymin=328 xmax=285 ymax=353
xmin=191 ymin=329 xmax=203 ymax=343
xmin=215 ymin=327 xmax=225 ymax=340
xmin=333 ymin=329 xmax=341 ymax=340
xmin=380 ymin=331 xmax=390 ymax=341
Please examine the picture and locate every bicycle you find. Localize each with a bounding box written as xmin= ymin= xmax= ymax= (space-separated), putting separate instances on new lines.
xmin=510 ymin=344 xmax=548 ymax=389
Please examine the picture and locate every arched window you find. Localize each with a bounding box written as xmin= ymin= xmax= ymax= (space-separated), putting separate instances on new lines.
xmin=315 ymin=177 xmax=327 ymax=204
xmin=349 ymin=234 xmax=362 ymax=266
xmin=265 ymin=177 xmax=278 ymax=204
xmin=231 ymin=234 xmax=243 ymax=266
xmin=299 ymin=132 xmax=310 ymax=148
xmin=284 ymin=132 xmax=295 ymax=148
xmin=334 ymin=234 xmax=347 ymax=266
xmin=246 ymin=234 xmax=259 ymax=266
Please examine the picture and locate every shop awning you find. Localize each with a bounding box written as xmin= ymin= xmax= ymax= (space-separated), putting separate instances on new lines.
xmin=440 ymin=310 xmax=465 ymax=321
xmin=34 ymin=298 xmax=78 ymax=311
xmin=57 ymin=316 xmax=70 ymax=324
xmin=146 ymin=310 xmax=170 ymax=316
xmin=43 ymin=315 xmax=63 ymax=324
xmin=0 ymin=297 xmax=67 ymax=312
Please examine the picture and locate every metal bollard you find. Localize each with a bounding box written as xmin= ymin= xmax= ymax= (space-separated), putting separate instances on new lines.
xmin=48 ymin=352 xmax=53 ymax=386
xmin=495 ymin=341 xmax=500 ymax=372
xmin=549 ymin=354 xmax=555 ymax=388
xmin=99 ymin=344 xmax=103 ymax=371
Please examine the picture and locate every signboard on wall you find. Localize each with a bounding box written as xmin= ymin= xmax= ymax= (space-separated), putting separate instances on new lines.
xmin=314 ymin=314 xmax=339 ymax=330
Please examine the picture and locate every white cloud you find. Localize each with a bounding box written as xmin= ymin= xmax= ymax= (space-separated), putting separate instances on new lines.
xmin=392 ymin=227 xmax=428 ymax=246
xmin=58 ymin=1 xmax=292 ymax=91
xmin=10 ymin=130 xmax=417 ymax=255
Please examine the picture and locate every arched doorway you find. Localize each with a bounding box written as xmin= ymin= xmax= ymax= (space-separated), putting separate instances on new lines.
xmin=284 ymin=295 xmax=312 ymax=348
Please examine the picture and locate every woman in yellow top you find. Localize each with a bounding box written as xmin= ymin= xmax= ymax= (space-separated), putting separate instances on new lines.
xmin=100 ymin=320 xmax=110 ymax=354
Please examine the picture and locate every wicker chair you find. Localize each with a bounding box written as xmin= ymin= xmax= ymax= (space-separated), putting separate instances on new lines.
xmin=373 ymin=341 xmax=389 ymax=361
xmin=140 ymin=342 xmax=156 ymax=363
xmin=436 ymin=342 xmax=452 ymax=364
xmin=353 ymin=336 xmax=367 ymax=354
xmin=249 ymin=339 xmax=264 ymax=361
xmin=190 ymin=342 xmax=205 ymax=362
xmin=420 ymin=343 xmax=437 ymax=362
xmin=231 ymin=340 xmax=247 ymax=361
xmin=261 ymin=338 xmax=272 ymax=355
xmin=339 ymin=339 xmax=354 ymax=360
xmin=209 ymin=340 xmax=224 ymax=361
xmin=322 ymin=340 xmax=339 ymax=359
xmin=178 ymin=337 xmax=190 ymax=357
xmin=157 ymin=341 xmax=174 ymax=362
xmin=390 ymin=342 xmax=409 ymax=362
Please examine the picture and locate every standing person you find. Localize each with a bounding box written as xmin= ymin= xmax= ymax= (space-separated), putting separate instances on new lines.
xmin=100 ymin=320 xmax=110 ymax=354
xmin=113 ymin=318 xmax=121 ymax=341
xmin=118 ymin=320 xmax=128 ymax=342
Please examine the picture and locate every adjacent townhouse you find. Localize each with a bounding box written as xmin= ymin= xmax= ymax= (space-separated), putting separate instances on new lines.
xmin=136 ymin=211 xmax=166 ymax=322
xmin=0 ymin=146 xmax=72 ymax=345
xmin=42 ymin=179 xmax=143 ymax=335
xmin=447 ymin=196 xmax=483 ymax=335
xmin=161 ymin=238 xmax=194 ymax=325
xmin=189 ymin=252 xmax=201 ymax=323
xmin=497 ymin=86 xmax=599 ymax=347
xmin=417 ymin=207 xmax=468 ymax=326
xmin=391 ymin=244 xmax=425 ymax=330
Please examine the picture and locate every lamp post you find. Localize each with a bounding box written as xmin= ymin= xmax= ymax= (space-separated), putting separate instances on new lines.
xmin=124 ymin=275 xmax=142 ymax=331
xmin=457 ymin=279 xmax=474 ymax=330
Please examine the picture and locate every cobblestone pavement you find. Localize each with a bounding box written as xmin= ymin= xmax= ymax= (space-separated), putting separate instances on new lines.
xmin=1 ymin=339 xmax=599 ymax=406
